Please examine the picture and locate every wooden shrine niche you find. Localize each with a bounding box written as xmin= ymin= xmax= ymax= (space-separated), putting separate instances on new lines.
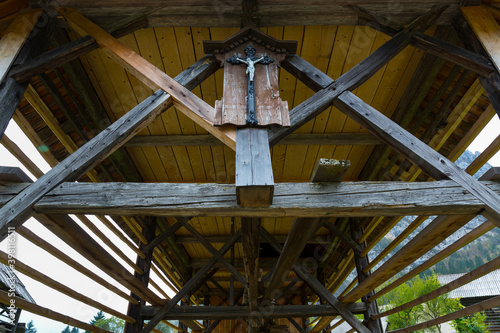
xmin=204 ymin=27 xmax=297 ymax=127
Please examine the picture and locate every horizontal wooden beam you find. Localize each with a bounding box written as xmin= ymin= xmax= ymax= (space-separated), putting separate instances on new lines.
xmin=124 ymin=132 xmax=380 ymax=147
xmin=0 ymin=54 xmax=219 ymax=241
xmin=140 ymin=304 xmax=367 ymax=320
xmin=174 ymin=234 xmax=332 ymax=244
xmin=0 ymin=180 xmax=494 ymax=217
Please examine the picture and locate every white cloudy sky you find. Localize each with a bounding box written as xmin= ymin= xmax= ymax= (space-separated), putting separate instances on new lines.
xmin=0 ymin=113 xmax=499 ymax=332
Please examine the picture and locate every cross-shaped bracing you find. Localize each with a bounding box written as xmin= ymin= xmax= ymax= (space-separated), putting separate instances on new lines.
xmin=0 ymin=51 xmax=220 ymax=240
xmin=275 ymin=44 xmax=500 ymax=230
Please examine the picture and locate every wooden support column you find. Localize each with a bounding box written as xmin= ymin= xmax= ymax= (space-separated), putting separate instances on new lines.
xmin=263 ymin=159 xmax=349 ymax=305
xmin=0 ymin=9 xmax=48 ymax=138
xmin=236 ymin=128 xmax=274 ymax=207
xmin=125 ymin=217 xmax=156 ymax=333
xmin=260 ymin=229 xmax=371 ymax=333
xmin=350 ymin=219 xmax=382 ymax=333
xmin=140 ymin=230 xmax=242 ymax=333
xmin=241 ymin=217 xmax=261 ymax=312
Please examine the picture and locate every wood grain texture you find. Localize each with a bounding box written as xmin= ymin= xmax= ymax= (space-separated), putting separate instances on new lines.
xmin=461 ymin=5 xmax=500 ymax=73
xmin=140 ymin=304 xmax=367 ymax=320
xmin=60 ymin=7 xmax=236 ymax=149
xmin=0 ymin=9 xmax=42 ymax=83
xmin=1 ymin=180 xmax=497 ymax=217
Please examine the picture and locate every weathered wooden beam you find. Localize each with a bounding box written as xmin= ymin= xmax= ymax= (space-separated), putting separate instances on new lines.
xmin=369 ymin=220 xmax=494 ymax=302
xmin=0 ymin=11 xmax=50 ymax=139
xmin=263 ymin=159 xmax=349 ymax=304
xmin=0 ymin=289 xmax=109 ymax=333
xmin=139 ymin=230 xmax=242 ymax=333
xmin=375 ymin=250 xmax=500 ymax=320
xmin=18 ymin=225 xmax=138 ymax=305
xmin=140 ymin=304 xmax=367 ymax=320
xmin=461 ymin=6 xmax=500 ymax=73
xmin=350 ymin=219 xmax=382 ymax=333
xmin=0 ymin=250 xmax=135 ymax=323
xmin=174 ymin=234 xmax=331 ymax=244
xmin=241 ymin=217 xmax=261 ymax=311
xmin=125 ymin=217 xmax=156 ymax=333
xmin=180 ymin=220 xmax=246 ymax=285
xmin=386 ymin=295 xmax=500 ymax=333
xmin=323 ymin=222 xmax=362 ymax=253
xmin=60 ymin=7 xmax=236 ymax=149
xmin=260 ymin=229 xmax=371 ymax=333
xmin=333 ymin=91 xmax=500 ymax=226
xmin=2 ymin=180 xmax=496 ymax=217
xmin=236 ymin=128 xmax=274 ymax=207
xmin=269 ymin=5 xmax=447 ymax=146
xmin=454 ymin=14 xmax=500 ymax=117
xmin=125 ymin=132 xmax=381 ymax=147
xmin=0 ymin=54 xmax=220 ymax=241
xmin=0 ymin=9 xmax=43 ymax=84
xmin=143 ymin=220 xmax=184 ymax=253
xmin=8 ymin=13 xmax=148 ymax=83
xmin=346 ymin=4 xmax=495 ymax=77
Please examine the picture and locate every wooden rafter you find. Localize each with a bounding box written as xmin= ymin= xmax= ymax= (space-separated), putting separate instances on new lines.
xmin=1 ymin=180 xmax=496 ymax=217
xmin=461 ymin=5 xmax=500 ymax=73
xmin=59 ymin=7 xmax=236 ymax=149
xmin=0 ymin=54 xmax=219 ymax=240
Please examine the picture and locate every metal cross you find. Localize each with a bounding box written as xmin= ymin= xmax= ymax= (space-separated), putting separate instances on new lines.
xmin=227 ymin=45 xmax=274 ymax=125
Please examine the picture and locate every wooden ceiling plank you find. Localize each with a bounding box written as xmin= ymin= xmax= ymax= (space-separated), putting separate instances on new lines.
xmin=270 ymin=5 xmax=447 ymax=147
xmin=0 ymin=9 xmax=42 ymax=84
xmin=348 ymin=4 xmax=495 ymax=77
xmin=261 ymin=228 xmax=371 ymax=333
xmin=60 ymin=7 xmax=237 ymax=150
xmin=4 ymin=180 xmax=496 ymax=217
xmin=139 ymin=229 xmax=242 ymax=333
xmin=461 ymin=5 xmax=500 ymax=73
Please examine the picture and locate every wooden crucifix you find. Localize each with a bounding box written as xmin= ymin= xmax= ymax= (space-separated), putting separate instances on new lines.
xmin=226 ymin=45 xmax=274 ymax=125
xmin=204 ymin=27 xmax=297 ymax=207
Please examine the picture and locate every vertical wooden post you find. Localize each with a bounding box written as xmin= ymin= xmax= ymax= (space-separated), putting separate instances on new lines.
xmin=125 ymin=217 xmax=156 ymax=333
xmin=351 ymin=218 xmax=383 ymax=333
xmin=236 ymin=127 xmax=274 ymax=207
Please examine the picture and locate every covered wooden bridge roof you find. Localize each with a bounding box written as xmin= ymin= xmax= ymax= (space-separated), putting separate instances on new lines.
xmin=1 ymin=0 xmax=500 ymax=332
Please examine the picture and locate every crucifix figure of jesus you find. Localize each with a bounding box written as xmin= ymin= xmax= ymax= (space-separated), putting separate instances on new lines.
xmin=227 ymin=45 xmax=274 ymax=125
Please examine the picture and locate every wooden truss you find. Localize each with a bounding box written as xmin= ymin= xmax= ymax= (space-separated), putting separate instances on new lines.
xmin=1 ymin=3 xmax=500 ymax=333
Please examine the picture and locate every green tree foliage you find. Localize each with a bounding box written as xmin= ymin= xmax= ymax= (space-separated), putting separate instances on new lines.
xmin=452 ymin=311 xmax=489 ymax=333
xmin=86 ymin=311 xmax=110 ymax=333
xmin=25 ymin=320 xmax=37 ymax=333
xmin=380 ymin=275 xmax=481 ymax=333
xmin=71 ymin=327 xmax=80 ymax=333
xmin=62 ymin=326 xmax=72 ymax=333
